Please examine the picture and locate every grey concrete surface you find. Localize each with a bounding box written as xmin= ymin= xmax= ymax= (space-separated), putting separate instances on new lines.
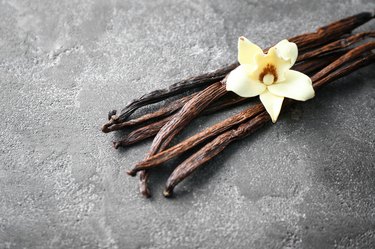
xmin=1 ymin=0 xmax=375 ymax=248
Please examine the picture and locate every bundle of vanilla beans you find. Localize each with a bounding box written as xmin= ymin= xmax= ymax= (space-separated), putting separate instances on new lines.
xmin=102 ymin=12 xmax=375 ymax=198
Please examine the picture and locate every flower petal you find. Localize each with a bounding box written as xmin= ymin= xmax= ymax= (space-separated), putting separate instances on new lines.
xmin=259 ymin=90 xmax=284 ymax=123
xmin=226 ymin=65 xmax=267 ymax=97
xmin=251 ymin=47 xmax=290 ymax=82
xmin=238 ymin=36 xmax=264 ymax=65
xmin=274 ymin=39 xmax=298 ymax=67
xmin=268 ymin=70 xmax=315 ymax=101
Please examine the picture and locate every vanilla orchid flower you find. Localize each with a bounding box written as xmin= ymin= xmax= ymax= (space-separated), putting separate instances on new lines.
xmin=226 ymin=37 xmax=315 ymax=123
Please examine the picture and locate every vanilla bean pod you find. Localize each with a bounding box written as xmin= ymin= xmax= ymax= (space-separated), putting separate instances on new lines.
xmin=147 ymin=82 xmax=228 ymax=155
xmin=103 ymin=12 xmax=372 ymax=127
xmin=298 ymin=32 xmax=375 ymax=61
xmin=313 ymin=53 xmax=375 ymax=90
xmin=114 ymin=51 xmax=347 ymax=149
xmin=294 ymin=50 xmax=348 ymax=73
xmin=288 ymin=12 xmax=373 ymax=51
xmin=163 ymin=52 xmax=375 ymax=197
xmin=312 ymin=41 xmax=375 ymax=82
xmin=206 ymin=93 xmax=248 ymax=113
xmin=113 ymin=117 xmax=172 ymax=149
xmin=108 ymin=67 xmax=235 ymax=123
xmin=139 ymin=170 xmax=151 ymax=197
xmin=102 ymin=94 xmax=197 ymax=133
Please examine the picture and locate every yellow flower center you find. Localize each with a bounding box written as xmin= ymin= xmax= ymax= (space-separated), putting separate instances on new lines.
xmin=259 ymin=64 xmax=277 ymax=85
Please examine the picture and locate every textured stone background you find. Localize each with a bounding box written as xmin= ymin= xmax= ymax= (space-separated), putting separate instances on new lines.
xmin=1 ymin=0 xmax=375 ymax=248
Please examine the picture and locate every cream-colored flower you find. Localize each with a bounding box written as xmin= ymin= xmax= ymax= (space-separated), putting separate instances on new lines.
xmin=226 ymin=37 xmax=315 ymax=123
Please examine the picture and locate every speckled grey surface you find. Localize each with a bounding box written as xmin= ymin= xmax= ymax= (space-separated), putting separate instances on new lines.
xmin=1 ymin=0 xmax=375 ymax=248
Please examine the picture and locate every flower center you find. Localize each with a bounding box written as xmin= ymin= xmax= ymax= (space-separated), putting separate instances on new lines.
xmin=259 ymin=64 xmax=277 ymax=85
xmin=262 ymin=74 xmax=274 ymax=85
